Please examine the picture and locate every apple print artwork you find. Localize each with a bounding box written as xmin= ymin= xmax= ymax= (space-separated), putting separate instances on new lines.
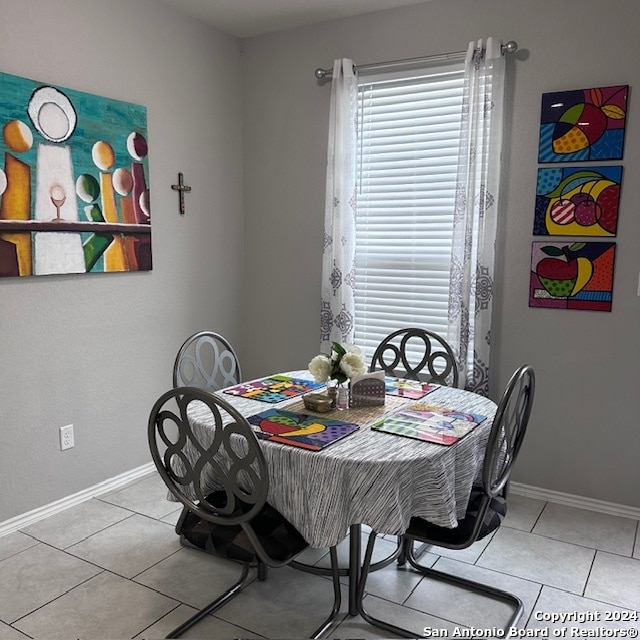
xmin=536 ymin=242 xmax=593 ymax=298
xmin=530 ymin=241 xmax=616 ymax=312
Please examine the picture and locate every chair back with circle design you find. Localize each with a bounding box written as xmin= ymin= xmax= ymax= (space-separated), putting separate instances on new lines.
xmin=148 ymin=386 xmax=268 ymax=528
xmin=369 ymin=327 xmax=459 ymax=386
xmin=173 ymin=331 xmax=242 ymax=391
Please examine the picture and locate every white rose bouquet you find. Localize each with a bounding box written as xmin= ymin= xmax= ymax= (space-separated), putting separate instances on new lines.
xmin=308 ymin=342 xmax=366 ymax=385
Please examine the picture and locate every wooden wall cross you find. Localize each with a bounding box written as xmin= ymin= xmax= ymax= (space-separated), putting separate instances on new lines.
xmin=171 ymin=172 xmax=191 ymax=215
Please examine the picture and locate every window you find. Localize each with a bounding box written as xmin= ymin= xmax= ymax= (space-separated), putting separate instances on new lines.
xmin=353 ymin=60 xmax=465 ymax=362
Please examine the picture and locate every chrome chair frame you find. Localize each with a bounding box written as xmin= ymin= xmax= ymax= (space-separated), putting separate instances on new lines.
xmin=148 ymin=387 xmax=341 ymax=639
xmin=173 ymin=331 xmax=242 ymax=391
xmin=356 ymin=365 xmax=536 ymax=637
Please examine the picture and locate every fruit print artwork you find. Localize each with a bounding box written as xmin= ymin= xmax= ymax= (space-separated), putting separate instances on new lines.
xmin=530 ymin=241 xmax=616 ymax=312
xmin=534 ymin=166 xmax=622 ymax=237
xmin=538 ymin=86 xmax=628 ymax=162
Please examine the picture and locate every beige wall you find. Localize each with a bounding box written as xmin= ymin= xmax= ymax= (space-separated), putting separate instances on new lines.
xmin=0 ymin=0 xmax=244 ymax=520
xmin=241 ymin=0 xmax=640 ymax=507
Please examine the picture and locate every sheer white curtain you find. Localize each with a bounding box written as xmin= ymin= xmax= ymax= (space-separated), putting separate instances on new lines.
xmin=320 ymin=59 xmax=358 ymax=353
xmin=447 ymin=38 xmax=506 ymax=395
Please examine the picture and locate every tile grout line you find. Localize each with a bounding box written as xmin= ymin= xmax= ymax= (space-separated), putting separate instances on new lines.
xmin=521 ymin=583 xmax=544 ymax=630
xmin=8 ymin=567 xmax=107 ymax=629
xmin=530 ymin=499 xmax=548 ymax=532
xmin=580 ymin=548 xmax=599 ymax=600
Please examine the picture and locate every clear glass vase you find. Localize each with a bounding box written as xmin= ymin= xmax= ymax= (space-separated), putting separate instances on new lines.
xmin=326 ymin=380 xmax=338 ymax=408
xmin=336 ymin=382 xmax=349 ymax=410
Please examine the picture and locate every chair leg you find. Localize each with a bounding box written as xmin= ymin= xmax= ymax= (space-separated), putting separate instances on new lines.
xmin=397 ymin=535 xmax=407 ymax=565
xmin=165 ymin=562 xmax=252 ymax=639
xmin=369 ymin=534 xmax=404 ymax=571
xmin=399 ymin=537 xmax=431 ymax=564
xmin=355 ymin=531 xmax=417 ymax=639
xmin=257 ymin=561 xmax=269 ymax=581
xmin=309 ymin=546 xmax=343 ymax=639
xmin=405 ymin=543 xmax=524 ymax=632
xmin=174 ymin=505 xmax=190 ymax=535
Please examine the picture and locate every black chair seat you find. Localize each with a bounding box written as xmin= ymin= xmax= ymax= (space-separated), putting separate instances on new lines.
xmin=407 ymin=487 xmax=506 ymax=547
xmin=180 ymin=491 xmax=308 ymax=564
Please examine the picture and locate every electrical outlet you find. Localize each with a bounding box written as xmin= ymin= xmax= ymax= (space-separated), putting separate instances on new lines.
xmin=60 ymin=424 xmax=74 ymax=450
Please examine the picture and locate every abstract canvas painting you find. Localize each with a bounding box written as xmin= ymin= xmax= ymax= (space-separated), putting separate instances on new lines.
xmin=529 ymin=241 xmax=616 ymax=312
xmin=0 ymin=70 xmax=151 ymax=278
xmin=533 ymin=166 xmax=622 ymax=237
xmin=538 ymin=85 xmax=628 ymax=163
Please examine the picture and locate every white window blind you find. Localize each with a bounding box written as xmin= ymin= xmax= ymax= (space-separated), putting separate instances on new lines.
xmin=354 ymin=61 xmax=465 ymax=363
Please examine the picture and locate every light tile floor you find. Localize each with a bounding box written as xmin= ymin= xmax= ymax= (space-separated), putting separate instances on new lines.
xmin=1 ymin=472 xmax=639 ymax=639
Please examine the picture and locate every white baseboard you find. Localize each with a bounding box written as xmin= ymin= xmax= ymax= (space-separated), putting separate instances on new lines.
xmin=0 ymin=462 xmax=156 ymax=538
xmin=2 ymin=469 xmax=638 ymax=539
xmin=510 ymin=482 xmax=640 ymax=521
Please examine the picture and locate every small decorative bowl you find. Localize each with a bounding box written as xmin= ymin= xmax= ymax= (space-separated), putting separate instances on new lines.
xmin=303 ymin=393 xmax=333 ymax=413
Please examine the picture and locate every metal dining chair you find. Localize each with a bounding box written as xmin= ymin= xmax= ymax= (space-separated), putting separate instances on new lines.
xmin=173 ymin=330 xmax=242 ymax=391
xmin=369 ymin=327 xmax=459 ymax=387
xmin=356 ymin=364 xmax=536 ymax=638
xmin=148 ymin=387 xmax=341 ymax=639
xmin=368 ymin=328 xmax=460 ymax=565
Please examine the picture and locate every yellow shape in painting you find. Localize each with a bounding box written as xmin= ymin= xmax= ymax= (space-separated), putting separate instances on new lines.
xmin=3 ymin=120 xmax=33 ymax=153
xmin=570 ymin=257 xmax=593 ymax=296
xmin=99 ymin=173 xmax=119 ymax=223
xmin=278 ymin=422 xmax=325 ymax=438
xmin=98 ymin=171 xmax=128 ymax=271
xmin=602 ymin=105 xmax=625 ymax=120
xmin=553 ymin=127 xmax=589 ymax=154
xmin=92 ymin=141 xmax=115 ymax=171
xmin=0 ymin=154 xmax=32 ymax=275
xmin=104 ymin=235 xmax=129 ymax=272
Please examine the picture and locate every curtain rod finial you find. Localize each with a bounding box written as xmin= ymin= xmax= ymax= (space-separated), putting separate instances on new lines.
xmin=502 ymin=40 xmax=518 ymax=54
xmin=315 ymin=67 xmax=329 ymax=79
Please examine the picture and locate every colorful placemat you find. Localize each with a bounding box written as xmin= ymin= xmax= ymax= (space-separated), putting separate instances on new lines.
xmin=371 ymin=403 xmax=487 ymax=446
xmin=384 ymin=378 xmax=439 ymax=400
xmin=247 ymin=408 xmax=359 ymax=451
xmin=223 ymin=375 xmax=324 ymax=403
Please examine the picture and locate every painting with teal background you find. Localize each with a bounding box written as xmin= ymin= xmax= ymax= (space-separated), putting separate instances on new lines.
xmin=0 ymin=70 xmax=151 ymax=278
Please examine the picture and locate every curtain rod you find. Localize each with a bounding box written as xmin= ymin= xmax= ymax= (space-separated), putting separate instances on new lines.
xmin=314 ymin=40 xmax=518 ymax=79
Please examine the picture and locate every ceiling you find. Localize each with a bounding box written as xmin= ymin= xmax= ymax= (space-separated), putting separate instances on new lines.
xmin=158 ymin=0 xmax=430 ymax=38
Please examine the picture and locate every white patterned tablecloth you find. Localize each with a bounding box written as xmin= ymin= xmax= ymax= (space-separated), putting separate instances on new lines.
xmin=187 ymin=370 xmax=496 ymax=549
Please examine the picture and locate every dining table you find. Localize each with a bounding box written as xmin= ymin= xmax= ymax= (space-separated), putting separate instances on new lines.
xmin=186 ymin=369 xmax=497 ymax=616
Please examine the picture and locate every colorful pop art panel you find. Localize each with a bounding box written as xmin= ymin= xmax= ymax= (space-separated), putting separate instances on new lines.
xmin=534 ymin=166 xmax=622 ymax=237
xmin=529 ymin=241 xmax=616 ymax=312
xmin=538 ymin=85 xmax=628 ymax=162
xmin=0 ymin=70 xmax=151 ymax=278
